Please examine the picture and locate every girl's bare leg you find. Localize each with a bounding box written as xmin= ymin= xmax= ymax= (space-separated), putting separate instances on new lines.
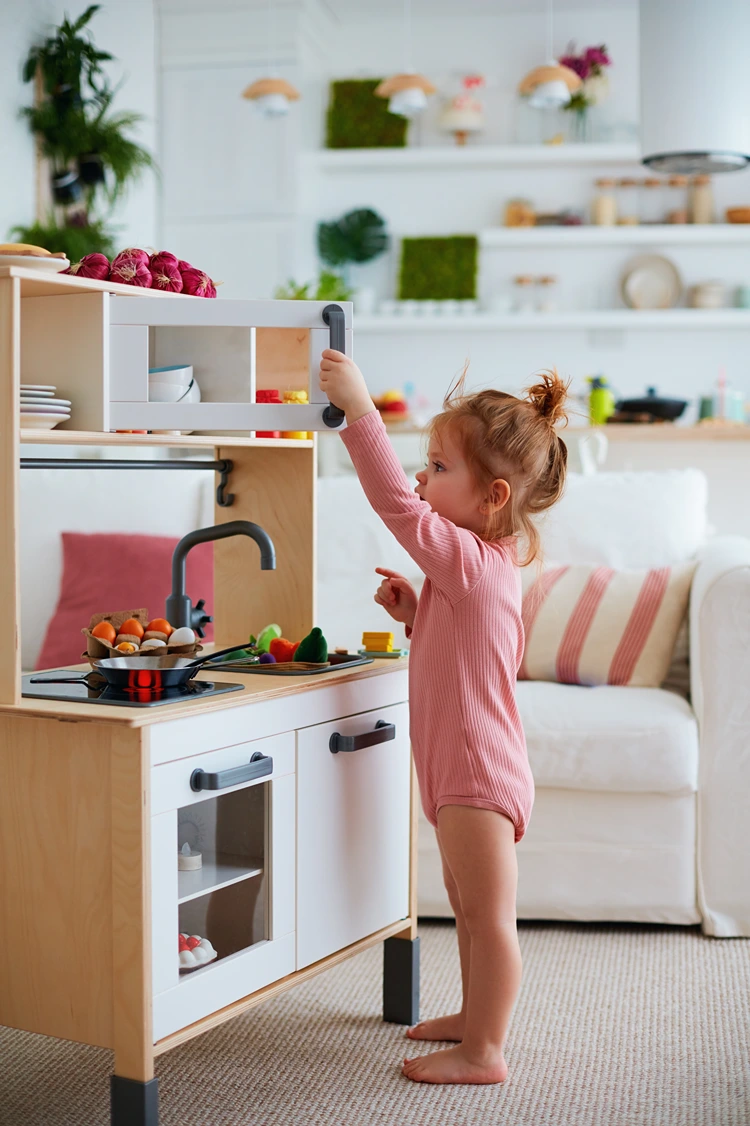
xmin=403 ymin=806 xmax=520 ymax=1084
xmin=407 ymin=830 xmax=470 ymax=1042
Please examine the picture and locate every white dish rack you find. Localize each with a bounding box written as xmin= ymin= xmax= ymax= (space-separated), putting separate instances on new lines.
xmin=19 ymin=296 xmax=353 ymax=435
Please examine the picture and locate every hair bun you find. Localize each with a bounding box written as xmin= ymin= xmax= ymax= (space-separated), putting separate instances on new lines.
xmin=525 ymin=369 xmax=569 ymax=427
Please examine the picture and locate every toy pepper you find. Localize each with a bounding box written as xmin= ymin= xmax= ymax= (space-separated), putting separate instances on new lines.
xmin=294 ymin=627 xmax=328 ymax=663
xmin=269 ymin=637 xmax=300 ymax=662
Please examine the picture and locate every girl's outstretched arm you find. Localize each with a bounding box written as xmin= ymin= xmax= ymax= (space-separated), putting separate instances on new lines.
xmin=319 ymin=350 xmax=486 ymax=602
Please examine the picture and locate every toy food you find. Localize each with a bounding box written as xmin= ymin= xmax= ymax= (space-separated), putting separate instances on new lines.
xmin=146 ymin=617 xmax=173 ymax=637
xmin=258 ymin=652 xmax=276 ymax=664
xmin=0 ymin=242 xmax=57 ymax=257
xmin=91 ymin=620 xmax=117 ymax=644
xmin=256 ymin=623 xmax=282 ymax=653
xmin=168 ymin=626 xmax=196 ymax=647
xmin=140 ymin=638 xmax=167 ymax=652
xmin=115 ymin=641 xmax=137 ymax=653
xmin=119 ymin=618 xmax=145 ymax=640
xmin=294 ymin=627 xmax=328 ymax=663
xmin=66 ymin=252 xmax=110 ymax=280
xmin=178 ymin=933 xmax=217 ymax=970
xmin=269 ymin=637 xmax=299 ymax=663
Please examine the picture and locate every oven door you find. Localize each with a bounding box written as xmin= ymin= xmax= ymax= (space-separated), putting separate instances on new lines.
xmin=150 ymin=732 xmax=295 ymax=1042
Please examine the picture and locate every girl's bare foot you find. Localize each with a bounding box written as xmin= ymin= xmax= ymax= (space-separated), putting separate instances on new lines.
xmin=402 ymin=1044 xmax=508 ymax=1085
xmin=406 ymin=1013 xmax=464 ymax=1041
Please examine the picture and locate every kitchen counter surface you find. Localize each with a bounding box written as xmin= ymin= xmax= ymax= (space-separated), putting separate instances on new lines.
xmin=5 ymin=658 xmax=408 ymax=726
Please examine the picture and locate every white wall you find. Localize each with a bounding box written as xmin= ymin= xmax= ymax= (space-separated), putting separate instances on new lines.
xmin=0 ymin=0 xmax=157 ymax=250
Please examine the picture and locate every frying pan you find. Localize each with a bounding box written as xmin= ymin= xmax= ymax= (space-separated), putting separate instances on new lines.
xmin=30 ymin=644 xmax=250 ymax=693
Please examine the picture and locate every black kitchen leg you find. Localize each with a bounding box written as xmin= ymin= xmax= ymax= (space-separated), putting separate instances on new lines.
xmin=383 ymin=935 xmax=420 ymax=1025
xmin=111 ymin=1075 xmax=159 ymax=1126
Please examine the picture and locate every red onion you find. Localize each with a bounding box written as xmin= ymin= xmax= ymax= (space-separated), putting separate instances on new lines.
xmin=177 ymin=259 xmax=192 ymax=272
xmin=110 ymin=254 xmax=153 ymax=288
xmin=149 ymin=252 xmax=183 ymax=292
xmin=180 ymin=266 xmax=217 ymax=298
xmin=64 ymin=252 xmax=110 ymax=280
xmin=150 ymin=250 xmax=179 ymax=268
xmin=113 ymin=247 xmax=149 ymax=268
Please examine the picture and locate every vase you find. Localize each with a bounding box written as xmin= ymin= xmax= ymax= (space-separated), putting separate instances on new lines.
xmin=567 ymin=107 xmax=590 ymax=144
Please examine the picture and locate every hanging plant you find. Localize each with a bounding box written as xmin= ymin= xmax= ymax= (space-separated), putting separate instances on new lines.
xmin=317 ymin=208 xmax=389 ymax=269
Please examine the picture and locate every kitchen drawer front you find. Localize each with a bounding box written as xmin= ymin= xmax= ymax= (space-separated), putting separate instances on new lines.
xmin=150 ymin=668 xmax=408 ymax=765
xmin=296 ymin=701 xmax=411 ymax=970
xmin=151 ymin=732 xmax=294 ymax=815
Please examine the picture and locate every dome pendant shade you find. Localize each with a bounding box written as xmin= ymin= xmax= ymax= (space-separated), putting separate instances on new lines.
xmin=518 ymin=63 xmax=582 ymax=109
xmin=242 ymin=77 xmax=300 ymax=117
xmin=640 ymin=0 xmax=750 ymax=173
xmin=375 ymin=73 xmax=435 ymax=118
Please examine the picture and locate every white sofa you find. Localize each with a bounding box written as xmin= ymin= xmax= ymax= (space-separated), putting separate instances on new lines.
xmin=21 ymin=452 xmax=750 ymax=937
xmin=317 ymin=466 xmax=750 ymax=940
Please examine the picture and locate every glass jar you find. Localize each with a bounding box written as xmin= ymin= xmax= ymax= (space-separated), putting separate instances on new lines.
xmin=616 ymin=178 xmax=639 ymax=225
xmin=536 ymin=275 xmax=558 ymax=312
xmin=591 ymin=178 xmax=617 ymax=226
xmin=690 ymin=174 xmax=715 ymax=224
xmin=513 ymin=275 xmax=535 ymax=313
xmin=667 ymin=175 xmax=689 ymax=223
xmin=640 ymin=177 xmax=665 ymax=224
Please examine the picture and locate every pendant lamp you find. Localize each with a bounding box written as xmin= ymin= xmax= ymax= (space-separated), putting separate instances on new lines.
xmin=518 ymin=0 xmax=581 ymax=110
xmin=375 ymin=0 xmax=434 ymax=118
xmin=641 ymin=0 xmax=750 ymax=173
xmin=242 ymin=0 xmax=300 ymax=117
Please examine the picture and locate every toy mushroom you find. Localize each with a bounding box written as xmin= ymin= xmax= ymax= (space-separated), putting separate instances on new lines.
xmin=242 ymin=77 xmax=300 ymax=117
xmin=375 ymin=73 xmax=436 ymax=118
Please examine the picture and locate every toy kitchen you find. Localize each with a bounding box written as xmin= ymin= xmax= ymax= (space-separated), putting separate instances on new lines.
xmin=0 ymin=266 xmax=417 ymax=1126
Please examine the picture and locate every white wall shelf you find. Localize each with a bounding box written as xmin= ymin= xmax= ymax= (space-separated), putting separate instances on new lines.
xmin=356 ymin=311 xmax=750 ymax=332
xmin=306 ymin=143 xmax=640 ymax=172
xmin=480 ymin=224 xmax=750 ymax=248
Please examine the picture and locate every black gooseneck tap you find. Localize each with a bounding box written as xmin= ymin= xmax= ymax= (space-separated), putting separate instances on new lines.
xmin=166 ymin=520 xmax=276 ymax=634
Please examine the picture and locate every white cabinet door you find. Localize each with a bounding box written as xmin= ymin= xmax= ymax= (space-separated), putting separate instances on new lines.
xmin=296 ymin=702 xmax=411 ymax=970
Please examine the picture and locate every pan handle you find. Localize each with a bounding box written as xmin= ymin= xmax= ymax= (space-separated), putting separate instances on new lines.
xmin=29 ymin=674 xmax=93 ymax=685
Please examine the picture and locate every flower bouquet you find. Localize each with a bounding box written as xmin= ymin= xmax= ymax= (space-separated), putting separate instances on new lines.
xmin=557 ymin=44 xmax=612 ymax=141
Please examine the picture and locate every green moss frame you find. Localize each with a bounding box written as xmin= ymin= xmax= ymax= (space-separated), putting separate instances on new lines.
xmin=398 ymin=236 xmax=479 ymax=300
xmin=325 ymin=79 xmax=408 ymax=150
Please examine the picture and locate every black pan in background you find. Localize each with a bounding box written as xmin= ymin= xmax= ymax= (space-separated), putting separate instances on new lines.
xmin=616 ymin=387 xmax=687 ymax=420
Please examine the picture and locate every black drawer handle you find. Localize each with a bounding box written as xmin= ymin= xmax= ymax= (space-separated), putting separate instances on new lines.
xmin=329 ymin=720 xmax=395 ymax=754
xmin=190 ymin=751 xmax=273 ymax=792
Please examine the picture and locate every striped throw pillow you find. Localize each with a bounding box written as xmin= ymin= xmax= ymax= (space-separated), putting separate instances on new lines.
xmin=519 ymin=562 xmax=695 ymax=688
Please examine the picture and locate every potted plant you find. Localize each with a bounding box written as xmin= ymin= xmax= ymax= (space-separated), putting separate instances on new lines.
xmin=317 ymin=208 xmax=389 ymax=312
xmin=17 ymin=4 xmax=153 ymax=253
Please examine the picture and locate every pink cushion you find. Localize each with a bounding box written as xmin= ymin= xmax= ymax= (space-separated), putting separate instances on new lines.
xmin=36 ymin=533 xmax=214 ymax=670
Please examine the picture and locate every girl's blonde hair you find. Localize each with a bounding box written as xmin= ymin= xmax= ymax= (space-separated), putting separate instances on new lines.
xmin=427 ymin=368 xmax=569 ymax=564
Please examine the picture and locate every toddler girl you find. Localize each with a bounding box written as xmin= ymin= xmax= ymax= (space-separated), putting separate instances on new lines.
xmin=319 ymin=350 xmax=568 ymax=1085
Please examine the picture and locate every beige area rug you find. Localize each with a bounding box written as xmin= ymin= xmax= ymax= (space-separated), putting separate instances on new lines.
xmin=1 ymin=921 xmax=749 ymax=1126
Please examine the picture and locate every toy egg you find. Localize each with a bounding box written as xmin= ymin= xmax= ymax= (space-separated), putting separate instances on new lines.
xmin=140 ymin=638 xmax=167 ymax=652
xmin=143 ymin=630 xmax=169 ymax=643
xmin=115 ymin=641 xmax=138 ymax=653
xmin=168 ymin=626 xmax=195 ymax=647
xmin=115 ymin=633 xmax=141 ymax=648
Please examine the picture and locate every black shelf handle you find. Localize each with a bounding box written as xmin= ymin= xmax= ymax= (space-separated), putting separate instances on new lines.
xmin=321 ymin=303 xmax=346 ymax=429
xmin=329 ymin=719 xmax=396 ymax=755
xmin=190 ymin=751 xmax=273 ymax=792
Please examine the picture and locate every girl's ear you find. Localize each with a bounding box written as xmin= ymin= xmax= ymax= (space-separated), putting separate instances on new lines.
xmin=481 ymin=477 xmax=511 ymax=515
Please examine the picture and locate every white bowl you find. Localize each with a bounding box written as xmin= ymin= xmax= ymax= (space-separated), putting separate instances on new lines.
xmin=148 ymin=378 xmax=201 ymax=404
xmin=148 ymin=364 xmax=194 ymax=386
xmin=20 ymin=413 xmax=69 ymax=430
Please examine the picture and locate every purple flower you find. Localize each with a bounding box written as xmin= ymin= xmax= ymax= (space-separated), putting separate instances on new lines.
xmin=559 ymin=54 xmax=590 ymax=79
xmin=584 ymin=45 xmax=611 ymax=69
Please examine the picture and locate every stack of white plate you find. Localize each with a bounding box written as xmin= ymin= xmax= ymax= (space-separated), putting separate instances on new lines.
xmin=20 ymin=385 xmax=72 ymax=430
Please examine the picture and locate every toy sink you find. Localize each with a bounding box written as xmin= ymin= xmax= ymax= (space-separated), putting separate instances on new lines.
xmin=210 ymin=652 xmax=373 ymax=676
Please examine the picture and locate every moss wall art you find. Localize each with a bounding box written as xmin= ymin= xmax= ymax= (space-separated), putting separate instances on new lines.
xmin=398 ymin=236 xmax=479 ymax=300
xmin=325 ymin=79 xmax=408 ymax=149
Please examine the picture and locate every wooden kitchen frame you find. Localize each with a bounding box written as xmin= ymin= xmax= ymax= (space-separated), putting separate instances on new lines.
xmin=0 ymin=269 xmax=418 ymax=1126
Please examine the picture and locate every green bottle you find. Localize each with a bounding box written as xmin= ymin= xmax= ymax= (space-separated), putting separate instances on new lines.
xmin=587 ymin=375 xmax=616 ymax=426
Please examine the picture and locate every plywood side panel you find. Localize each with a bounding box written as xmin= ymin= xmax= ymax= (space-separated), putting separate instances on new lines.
xmin=213 ymin=444 xmax=316 ymax=647
xmin=0 ymin=715 xmax=115 ymax=1047
xmin=0 ymin=278 xmax=20 ymax=705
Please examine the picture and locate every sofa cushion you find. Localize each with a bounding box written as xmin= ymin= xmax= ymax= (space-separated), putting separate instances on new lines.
xmin=519 ymin=562 xmax=695 ymax=688
xmin=517 ymin=680 xmax=698 ymax=794
xmin=537 ymin=468 xmax=708 ymax=567
xmin=36 ymin=532 xmax=213 ymax=670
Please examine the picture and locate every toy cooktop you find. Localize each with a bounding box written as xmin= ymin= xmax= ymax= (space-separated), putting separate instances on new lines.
xmin=21 ymin=674 xmax=243 ymax=708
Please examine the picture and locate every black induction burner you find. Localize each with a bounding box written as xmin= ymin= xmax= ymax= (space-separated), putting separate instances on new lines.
xmin=22 ymin=674 xmax=244 ymax=708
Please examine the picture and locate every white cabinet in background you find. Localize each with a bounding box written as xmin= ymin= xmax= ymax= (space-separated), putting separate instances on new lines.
xmin=296 ymin=702 xmax=411 ymax=970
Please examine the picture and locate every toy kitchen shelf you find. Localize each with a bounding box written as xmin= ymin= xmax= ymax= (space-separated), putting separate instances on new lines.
xmin=0 ymin=267 xmax=418 ymax=1126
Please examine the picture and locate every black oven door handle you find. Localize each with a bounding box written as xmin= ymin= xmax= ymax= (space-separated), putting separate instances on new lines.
xmin=190 ymin=751 xmax=273 ymax=792
xmin=321 ymin=303 xmax=346 ymax=429
xmin=329 ymin=720 xmax=396 ymax=754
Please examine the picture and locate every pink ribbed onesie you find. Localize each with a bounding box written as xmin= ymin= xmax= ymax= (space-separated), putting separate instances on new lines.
xmin=342 ymin=410 xmax=535 ymax=843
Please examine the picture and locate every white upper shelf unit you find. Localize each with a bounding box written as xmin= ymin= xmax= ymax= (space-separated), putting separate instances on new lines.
xmin=479 ymin=224 xmax=750 ymax=247
xmin=306 ymin=143 xmax=641 ymax=172
xmin=355 ymin=310 xmax=750 ymax=332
